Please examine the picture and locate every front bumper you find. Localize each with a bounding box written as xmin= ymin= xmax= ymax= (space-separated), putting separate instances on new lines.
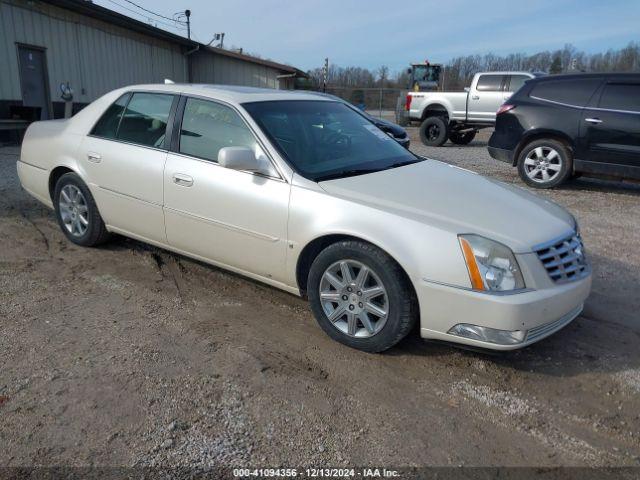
xmin=487 ymin=145 xmax=513 ymax=164
xmin=415 ymin=273 xmax=591 ymax=351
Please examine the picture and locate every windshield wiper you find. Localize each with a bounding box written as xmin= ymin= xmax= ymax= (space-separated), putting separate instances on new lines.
xmin=315 ymin=159 xmax=424 ymax=182
xmin=384 ymin=158 xmax=422 ymax=170
xmin=314 ymin=168 xmax=379 ymax=182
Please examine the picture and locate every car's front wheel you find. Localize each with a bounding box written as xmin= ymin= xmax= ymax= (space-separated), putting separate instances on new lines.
xmin=307 ymin=240 xmax=417 ymax=353
xmin=54 ymin=172 xmax=111 ymax=246
xmin=517 ymin=139 xmax=572 ymax=188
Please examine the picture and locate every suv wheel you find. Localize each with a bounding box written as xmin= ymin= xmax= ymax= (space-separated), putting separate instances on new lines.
xmin=54 ymin=172 xmax=111 ymax=246
xmin=307 ymin=241 xmax=417 ymax=353
xmin=517 ymin=139 xmax=572 ymax=188
xmin=419 ymin=116 xmax=449 ymax=147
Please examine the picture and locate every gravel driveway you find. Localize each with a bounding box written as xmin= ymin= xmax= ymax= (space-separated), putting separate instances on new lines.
xmin=1 ymin=129 xmax=639 ymax=472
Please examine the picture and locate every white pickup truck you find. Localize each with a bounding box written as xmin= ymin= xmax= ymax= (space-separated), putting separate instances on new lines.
xmin=405 ymin=71 xmax=539 ymax=146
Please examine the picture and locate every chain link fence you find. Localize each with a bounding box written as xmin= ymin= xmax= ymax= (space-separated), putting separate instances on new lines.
xmin=322 ymin=87 xmax=406 ymax=121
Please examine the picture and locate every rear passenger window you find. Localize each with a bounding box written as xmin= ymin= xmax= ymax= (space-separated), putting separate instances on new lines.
xmin=599 ymin=84 xmax=640 ymax=112
xmin=476 ymin=75 xmax=505 ymax=92
xmin=530 ymin=79 xmax=602 ymax=107
xmin=179 ymin=98 xmax=257 ymax=162
xmin=117 ymin=93 xmax=174 ymax=148
xmin=507 ymin=75 xmax=530 ymax=92
xmin=91 ymin=93 xmax=130 ymax=139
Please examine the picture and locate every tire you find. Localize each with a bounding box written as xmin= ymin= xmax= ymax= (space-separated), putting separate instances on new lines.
xmin=307 ymin=240 xmax=417 ymax=353
xmin=419 ymin=116 xmax=449 ymax=147
xmin=53 ymin=172 xmax=111 ymax=247
xmin=449 ymin=130 xmax=476 ymax=145
xmin=517 ymin=139 xmax=573 ymax=189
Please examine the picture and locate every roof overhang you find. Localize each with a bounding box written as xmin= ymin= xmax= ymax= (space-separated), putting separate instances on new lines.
xmin=40 ymin=0 xmax=308 ymax=78
xmin=41 ymin=0 xmax=198 ymax=47
xmin=200 ymin=46 xmax=308 ymax=77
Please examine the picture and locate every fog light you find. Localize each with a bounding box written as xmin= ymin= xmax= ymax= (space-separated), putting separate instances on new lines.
xmin=448 ymin=323 xmax=526 ymax=345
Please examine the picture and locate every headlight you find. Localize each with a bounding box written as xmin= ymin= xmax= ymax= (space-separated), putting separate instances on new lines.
xmin=458 ymin=234 xmax=525 ymax=292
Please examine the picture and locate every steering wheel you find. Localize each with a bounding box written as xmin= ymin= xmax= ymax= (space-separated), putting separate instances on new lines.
xmin=322 ymin=130 xmax=351 ymax=149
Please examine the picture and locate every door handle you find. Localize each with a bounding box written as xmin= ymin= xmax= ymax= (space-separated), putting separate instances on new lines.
xmin=172 ymin=173 xmax=193 ymax=187
xmin=471 ymin=95 xmax=480 ymax=100
xmin=87 ymin=152 xmax=101 ymax=163
xmin=585 ymin=118 xmax=603 ymax=124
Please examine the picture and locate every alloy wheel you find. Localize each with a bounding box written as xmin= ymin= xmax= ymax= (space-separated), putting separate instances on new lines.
xmin=59 ymin=184 xmax=89 ymax=237
xmin=523 ymin=146 xmax=562 ymax=183
xmin=319 ymin=259 xmax=389 ymax=338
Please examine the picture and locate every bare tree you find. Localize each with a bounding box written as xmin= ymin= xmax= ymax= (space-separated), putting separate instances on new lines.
xmin=306 ymin=42 xmax=640 ymax=91
xmin=377 ymin=65 xmax=389 ymax=87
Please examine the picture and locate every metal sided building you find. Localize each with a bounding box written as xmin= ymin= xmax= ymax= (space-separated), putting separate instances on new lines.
xmin=0 ymin=0 xmax=307 ymax=120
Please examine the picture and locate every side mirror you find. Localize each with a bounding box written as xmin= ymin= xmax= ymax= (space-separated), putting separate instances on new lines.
xmin=218 ymin=146 xmax=262 ymax=172
xmin=464 ymin=87 xmax=470 ymax=92
xmin=406 ymin=68 xmax=412 ymax=75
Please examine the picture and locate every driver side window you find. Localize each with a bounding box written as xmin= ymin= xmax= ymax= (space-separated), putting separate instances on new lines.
xmin=179 ymin=97 xmax=257 ymax=163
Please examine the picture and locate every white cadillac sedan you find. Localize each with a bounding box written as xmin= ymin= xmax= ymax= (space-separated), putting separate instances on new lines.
xmin=17 ymin=84 xmax=591 ymax=352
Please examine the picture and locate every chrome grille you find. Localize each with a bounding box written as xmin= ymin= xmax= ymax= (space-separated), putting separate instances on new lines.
xmin=534 ymin=232 xmax=589 ymax=284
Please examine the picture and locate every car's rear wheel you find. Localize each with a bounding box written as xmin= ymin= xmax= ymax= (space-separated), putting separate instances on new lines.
xmin=307 ymin=240 xmax=417 ymax=353
xmin=419 ymin=116 xmax=449 ymax=147
xmin=517 ymin=139 xmax=572 ymax=188
xmin=449 ymin=130 xmax=476 ymax=145
xmin=54 ymin=172 xmax=111 ymax=246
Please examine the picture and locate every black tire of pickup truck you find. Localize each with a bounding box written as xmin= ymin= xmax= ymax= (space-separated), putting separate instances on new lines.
xmin=419 ymin=117 xmax=449 ymax=147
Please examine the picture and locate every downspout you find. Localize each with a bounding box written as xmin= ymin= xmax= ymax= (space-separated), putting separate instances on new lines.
xmin=184 ymin=44 xmax=200 ymax=83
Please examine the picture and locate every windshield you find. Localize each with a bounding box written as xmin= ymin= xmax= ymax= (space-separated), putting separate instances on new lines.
xmin=242 ymin=100 xmax=420 ymax=181
xmin=413 ymin=65 xmax=441 ymax=83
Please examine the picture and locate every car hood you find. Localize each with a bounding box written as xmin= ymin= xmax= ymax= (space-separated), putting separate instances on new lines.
xmin=318 ymin=159 xmax=575 ymax=253
xmin=369 ymin=116 xmax=407 ymax=137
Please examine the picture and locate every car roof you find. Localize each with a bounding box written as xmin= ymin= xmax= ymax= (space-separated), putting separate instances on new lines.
xmin=115 ymin=83 xmax=336 ymax=104
xmin=476 ymin=71 xmax=535 ymax=75
xmin=528 ymin=72 xmax=640 ymax=83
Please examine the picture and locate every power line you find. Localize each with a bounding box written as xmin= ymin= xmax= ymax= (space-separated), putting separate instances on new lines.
xmin=102 ymin=0 xmax=187 ymax=32
xmin=118 ymin=0 xmax=186 ymax=24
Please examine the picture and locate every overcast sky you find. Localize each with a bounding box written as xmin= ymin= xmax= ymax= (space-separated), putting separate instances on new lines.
xmin=96 ymin=0 xmax=640 ymax=72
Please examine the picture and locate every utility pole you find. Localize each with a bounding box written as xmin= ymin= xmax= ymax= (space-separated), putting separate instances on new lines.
xmin=185 ymin=9 xmax=191 ymax=40
xmin=322 ymin=57 xmax=328 ymax=93
xmin=210 ymin=33 xmax=225 ymax=48
xmin=570 ymin=58 xmax=578 ymax=71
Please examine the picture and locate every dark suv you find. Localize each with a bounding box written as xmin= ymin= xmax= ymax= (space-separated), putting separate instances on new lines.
xmin=488 ymin=73 xmax=640 ymax=188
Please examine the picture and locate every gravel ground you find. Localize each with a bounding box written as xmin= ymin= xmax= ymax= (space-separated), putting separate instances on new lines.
xmin=1 ymin=129 xmax=639 ymax=472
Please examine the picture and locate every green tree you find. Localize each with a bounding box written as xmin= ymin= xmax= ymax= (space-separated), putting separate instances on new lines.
xmin=549 ymin=56 xmax=563 ymax=74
